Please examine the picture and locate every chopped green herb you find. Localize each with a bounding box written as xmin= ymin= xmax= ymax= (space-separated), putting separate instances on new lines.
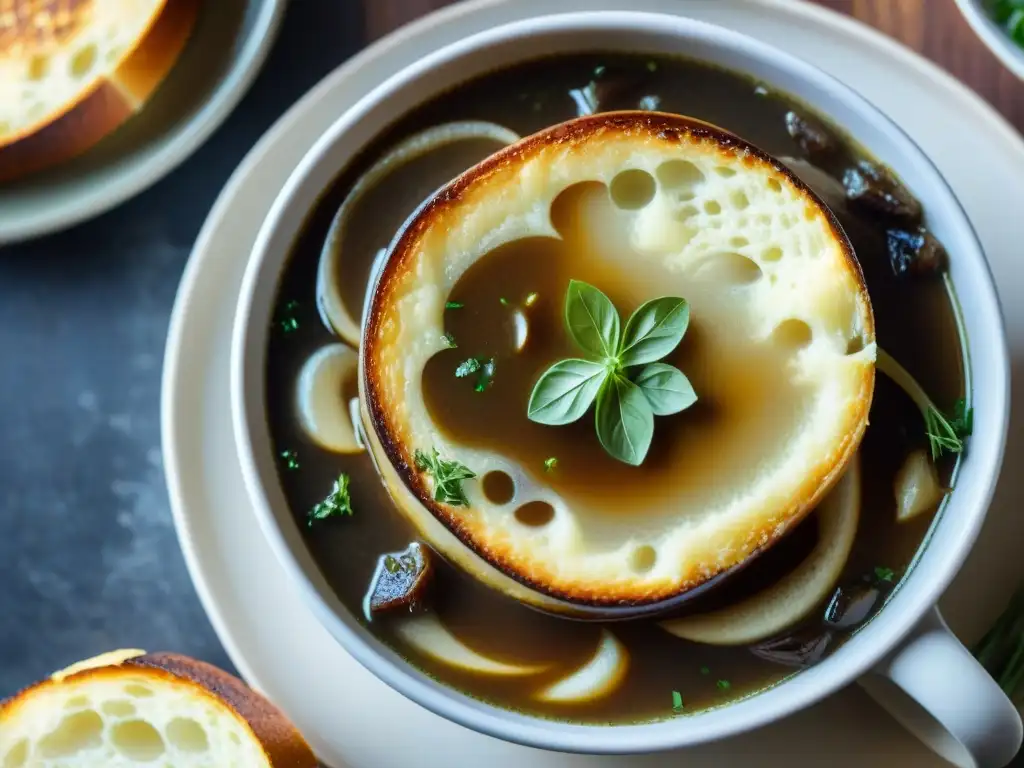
xmin=543 ymin=457 xmax=558 ymax=472
xmin=671 ymin=690 xmax=684 ymax=712
xmin=874 ymin=566 xmax=896 ymax=584
xmin=524 ymin=292 xmax=539 ymax=307
xmin=384 ymin=555 xmax=401 ymax=574
xmin=307 ymin=473 xmax=353 ymax=526
xmin=527 ymin=280 xmax=696 ymax=465
xmin=442 ymin=332 xmax=457 ymax=348
xmin=593 ymin=64 xmax=607 ymax=77
xmin=413 ymin=448 xmax=476 ymax=507
xmin=716 ymin=679 xmax=731 ymax=691
xmin=646 ymin=60 xmax=658 ymax=72
xmin=876 ymin=349 xmax=972 ymax=460
xmin=278 ymin=300 xmax=301 ymax=334
xmin=474 ymin=358 xmax=496 ymax=392
xmin=499 ymin=297 xmax=510 ymax=306
xmin=280 ymin=450 xmax=300 ymax=471
xmin=445 ymin=301 xmax=465 ymax=310
xmin=699 ymin=665 xmax=710 ymax=675
xmin=456 ymin=358 xmax=481 ymax=378
xmin=455 ymin=357 xmax=495 ymax=392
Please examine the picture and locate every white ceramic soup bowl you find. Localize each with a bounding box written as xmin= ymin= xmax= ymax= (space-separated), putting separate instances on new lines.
xmin=232 ymin=11 xmax=1020 ymax=765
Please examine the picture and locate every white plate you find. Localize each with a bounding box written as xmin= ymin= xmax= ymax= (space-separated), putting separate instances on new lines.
xmin=162 ymin=1 xmax=1024 ymax=766
xmin=0 ymin=0 xmax=286 ymax=246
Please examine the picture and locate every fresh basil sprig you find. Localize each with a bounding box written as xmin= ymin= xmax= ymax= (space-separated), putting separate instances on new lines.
xmin=527 ymin=280 xmax=696 ymax=465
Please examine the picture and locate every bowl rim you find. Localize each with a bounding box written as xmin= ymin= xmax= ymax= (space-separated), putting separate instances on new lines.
xmin=953 ymin=0 xmax=1024 ymax=80
xmin=0 ymin=0 xmax=288 ymax=246
xmin=231 ymin=9 xmax=1010 ymax=754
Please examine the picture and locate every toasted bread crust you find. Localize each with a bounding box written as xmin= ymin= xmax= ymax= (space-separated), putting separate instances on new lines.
xmin=364 ymin=111 xmax=875 ymax=607
xmin=0 ymin=0 xmax=199 ymax=181
xmin=0 ymin=651 xmax=317 ymax=767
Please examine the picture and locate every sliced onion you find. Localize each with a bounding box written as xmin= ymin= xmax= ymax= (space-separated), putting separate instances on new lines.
xmin=317 ymin=122 xmax=522 ymax=346
xmin=297 ymin=344 xmax=362 ymax=454
xmin=661 ymin=456 xmax=861 ymax=646
xmin=779 ymin=156 xmax=846 ymax=211
xmin=394 ymin=614 xmax=545 ymax=677
xmin=895 ymin=448 xmax=946 ymax=522
xmin=536 ymin=630 xmax=629 ymax=703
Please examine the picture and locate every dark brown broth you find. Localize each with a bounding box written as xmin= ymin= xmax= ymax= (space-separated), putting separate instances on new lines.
xmin=265 ymin=53 xmax=965 ymax=723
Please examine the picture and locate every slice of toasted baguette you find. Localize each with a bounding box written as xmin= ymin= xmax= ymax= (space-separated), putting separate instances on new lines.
xmin=0 ymin=0 xmax=200 ymax=182
xmin=0 ymin=649 xmax=318 ymax=767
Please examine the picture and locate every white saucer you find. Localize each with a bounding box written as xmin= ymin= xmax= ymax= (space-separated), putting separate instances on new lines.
xmin=162 ymin=1 xmax=1024 ymax=766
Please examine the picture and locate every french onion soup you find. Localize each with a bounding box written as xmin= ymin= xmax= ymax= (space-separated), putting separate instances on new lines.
xmin=265 ymin=53 xmax=968 ymax=722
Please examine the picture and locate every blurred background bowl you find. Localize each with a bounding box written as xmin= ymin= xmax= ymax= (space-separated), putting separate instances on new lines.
xmin=0 ymin=0 xmax=286 ymax=246
xmin=954 ymin=0 xmax=1024 ymax=79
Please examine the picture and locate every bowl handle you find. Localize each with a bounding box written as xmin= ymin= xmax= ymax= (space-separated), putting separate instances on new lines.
xmin=858 ymin=607 xmax=1022 ymax=767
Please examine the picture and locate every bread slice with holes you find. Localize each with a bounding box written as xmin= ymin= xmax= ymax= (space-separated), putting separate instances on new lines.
xmin=0 ymin=649 xmax=317 ymax=767
xmin=363 ymin=110 xmax=876 ymax=611
xmin=0 ymin=0 xmax=200 ymax=182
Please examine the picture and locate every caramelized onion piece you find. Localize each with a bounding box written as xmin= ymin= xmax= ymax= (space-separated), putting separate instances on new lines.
xmin=895 ymin=448 xmax=946 ymax=523
xmin=297 ymin=344 xmax=362 ymax=454
xmin=779 ymin=157 xmax=846 ymax=211
xmin=394 ymin=614 xmax=545 ymax=677
xmin=536 ymin=630 xmax=629 ymax=704
xmin=660 ymin=457 xmax=860 ymax=645
xmin=317 ymin=122 xmax=521 ymax=346
xmin=364 ymin=542 xmax=434 ymax=617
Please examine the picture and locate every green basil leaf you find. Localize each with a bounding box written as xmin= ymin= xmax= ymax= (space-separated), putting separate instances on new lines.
xmin=634 ymin=363 xmax=697 ymax=416
xmin=527 ymin=359 xmax=608 ymax=426
xmin=619 ymin=297 xmax=690 ymax=367
xmin=565 ymin=280 xmax=621 ymax=360
xmin=595 ymin=374 xmax=654 ymax=466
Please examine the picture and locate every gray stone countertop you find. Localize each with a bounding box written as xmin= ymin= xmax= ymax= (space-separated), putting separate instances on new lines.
xmin=0 ymin=1 xmax=364 ymax=698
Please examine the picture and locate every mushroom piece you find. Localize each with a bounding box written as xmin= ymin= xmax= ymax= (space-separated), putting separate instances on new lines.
xmin=364 ymin=542 xmax=434 ymax=617
xmin=784 ymin=110 xmax=838 ymax=161
xmin=317 ymin=122 xmax=521 ymax=346
xmin=750 ymin=628 xmax=834 ymax=669
xmin=886 ymin=227 xmax=947 ymax=278
xmin=660 ymin=456 xmax=860 ymax=645
xmin=393 ymin=613 xmax=546 ymax=677
xmin=842 ymin=160 xmax=922 ymax=223
xmin=296 ymin=344 xmax=362 ymax=454
xmin=535 ymin=630 xmax=629 ymax=704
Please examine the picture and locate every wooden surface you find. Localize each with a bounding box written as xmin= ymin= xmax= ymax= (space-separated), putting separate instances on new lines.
xmin=362 ymin=0 xmax=1024 ymax=132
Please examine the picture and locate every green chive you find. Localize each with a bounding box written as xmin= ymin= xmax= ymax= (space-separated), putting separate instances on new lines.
xmin=442 ymin=332 xmax=457 ymax=348
xmin=716 ymin=679 xmax=731 ymax=691
xmin=544 ymin=457 xmax=558 ymax=472
xmin=524 ymin=292 xmax=539 ymax=307
xmin=671 ymin=690 xmax=684 ymax=712
xmin=499 ymin=297 xmax=509 ymax=306
xmin=446 ymin=301 xmax=464 ymax=310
